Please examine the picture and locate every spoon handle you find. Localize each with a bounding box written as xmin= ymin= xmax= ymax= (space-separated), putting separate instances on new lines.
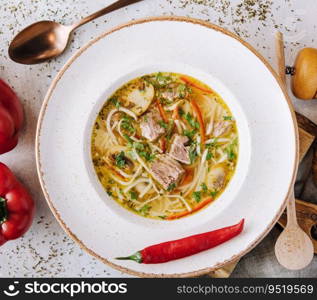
xmin=275 ymin=32 xmax=300 ymax=226
xmin=275 ymin=31 xmax=287 ymax=86
xmin=287 ymin=191 xmax=298 ymax=226
xmin=72 ymin=0 xmax=143 ymax=30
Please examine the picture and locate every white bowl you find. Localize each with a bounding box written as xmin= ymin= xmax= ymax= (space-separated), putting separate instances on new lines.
xmin=36 ymin=17 xmax=298 ymax=277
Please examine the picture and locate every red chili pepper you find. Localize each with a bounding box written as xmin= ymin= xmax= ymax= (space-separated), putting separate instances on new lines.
xmin=0 ymin=163 xmax=35 ymax=246
xmin=116 ymin=219 xmax=244 ymax=264
xmin=0 ymin=79 xmax=24 ymax=154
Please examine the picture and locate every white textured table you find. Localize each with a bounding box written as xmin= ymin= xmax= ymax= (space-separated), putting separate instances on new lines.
xmin=0 ymin=0 xmax=316 ymax=277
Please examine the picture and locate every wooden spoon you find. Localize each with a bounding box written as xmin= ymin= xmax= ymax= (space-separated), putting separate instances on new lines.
xmin=274 ymin=31 xmax=314 ymax=270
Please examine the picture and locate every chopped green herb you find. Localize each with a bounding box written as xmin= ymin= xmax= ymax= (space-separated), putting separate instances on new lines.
xmin=178 ymin=108 xmax=185 ymax=117
xmin=223 ymin=116 xmax=233 ymax=121
xmin=158 ymin=215 xmax=166 ymax=220
xmin=189 ymin=144 xmax=198 ymax=164
xmin=115 ymin=151 xmax=127 ymax=169
xmin=110 ymin=97 xmax=121 ymax=108
xmin=139 ymin=204 xmax=151 ymax=215
xmin=133 ymin=142 xmax=156 ymax=161
xmin=184 ymin=112 xmax=199 ymax=129
xmin=121 ymin=115 xmax=135 ymax=133
xmin=158 ymin=120 xmax=168 ymax=129
xmin=166 ymin=120 xmax=175 ymax=140
xmin=129 ymin=190 xmax=138 ymax=200
xmin=155 ymin=72 xmax=172 ymax=86
xmin=225 ymin=143 xmax=236 ymax=161
xmin=192 ymin=191 xmax=201 ymax=203
xmin=184 ymin=129 xmax=197 ymax=139
xmin=167 ymin=183 xmax=176 ymax=192
xmin=206 ymin=151 xmax=213 ymax=161
xmin=201 ymin=183 xmax=208 ymax=193
xmin=210 ymin=190 xmax=218 ymax=198
xmin=123 ymin=134 xmax=133 ymax=145
xmin=177 ymin=83 xmax=188 ymax=98
xmin=141 ymin=152 xmax=156 ymax=162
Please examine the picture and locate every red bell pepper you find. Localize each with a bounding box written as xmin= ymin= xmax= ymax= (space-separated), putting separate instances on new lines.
xmin=0 ymin=79 xmax=24 ymax=154
xmin=117 ymin=219 xmax=244 ymax=264
xmin=0 ymin=162 xmax=35 ymax=246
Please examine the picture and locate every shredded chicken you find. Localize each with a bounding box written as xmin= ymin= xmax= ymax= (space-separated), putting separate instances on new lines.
xmin=213 ymin=121 xmax=232 ymax=137
xmin=168 ymin=134 xmax=190 ymax=164
xmin=140 ymin=109 xmax=165 ymax=141
xmin=150 ymin=154 xmax=185 ymax=190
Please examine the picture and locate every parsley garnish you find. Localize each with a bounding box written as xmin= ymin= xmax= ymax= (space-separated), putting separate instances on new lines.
xmin=177 ymin=83 xmax=188 ymax=98
xmin=225 ymin=142 xmax=236 ymax=161
xmin=115 ymin=151 xmax=127 ymax=169
xmin=110 ymin=97 xmax=121 ymax=109
xmin=223 ymin=116 xmax=233 ymax=121
xmin=184 ymin=112 xmax=200 ymax=129
xmin=158 ymin=120 xmax=168 ymax=129
xmin=121 ymin=115 xmax=135 ymax=133
xmin=129 ymin=190 xmax=138 ymax=200
xmin=184 ymin=129 xmax=197 ymax=139
xmin=189 ymin=144 xmax=198 ymax=164
xmin=139 ymin=204 xmax=151 ymax=215
xmin=155 ymin=72 xmax=172 ymax=86
xmin=167 ymin=183 xmax=176 ymax=192
xmin=178 ymin=108 xmax=185 ymax=117
xmin=192 ymin=191 xmax=201 ymax=203
xmin=133 ymin=142 xmax=156 ymax=161
xmin=210 ymin=190 xmax=218 ymax=198
xmin=165 ymin=120 xmax=174 ymax=140
xmin=123 ymin=134 xmax=133 ymax=145
xmin=206 ymin=151 xmax=213 ymax=161
xmin=201 ymin=183 xmax=208 ymax=193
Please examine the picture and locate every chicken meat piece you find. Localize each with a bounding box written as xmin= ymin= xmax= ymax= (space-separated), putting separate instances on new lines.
xmin=168 ymin=134 xmax=190 ymax=164
xmin=150 ymin=154 xmax=185 ymax=190
xmin=140 ymin=109 xmax=165 ymax=141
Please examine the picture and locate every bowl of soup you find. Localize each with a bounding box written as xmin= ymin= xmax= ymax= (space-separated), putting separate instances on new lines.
xmin=91 ymin=72 xmax=239 ymax=220
xmin=36 ymin=17 xmax=297 ymax=277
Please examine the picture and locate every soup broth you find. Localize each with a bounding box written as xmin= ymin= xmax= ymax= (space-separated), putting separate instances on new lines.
xmin=91 ymin=72 xmax=238 ymax=220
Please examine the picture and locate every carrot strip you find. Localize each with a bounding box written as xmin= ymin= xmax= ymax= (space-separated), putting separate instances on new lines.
xmin=172 ymin=105 xmax=179 ymax=120
xmin=167 ymin=197 xmax=213 ymax=220
xmin=159 ymin=137 xmax=166 ymax=153
xmin=156 ymin=100 xmax=168 ymax=123
xmin=178 ymin=168 xmax=194 ymax=187
xmin=190 ymin=99 xmax=206 ymax=144
xmin=180 ymin=76 xmax=214 ymax=94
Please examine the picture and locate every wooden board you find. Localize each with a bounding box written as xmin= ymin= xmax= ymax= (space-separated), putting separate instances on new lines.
xmin=208 ymin=113 xmax=315 ymax=278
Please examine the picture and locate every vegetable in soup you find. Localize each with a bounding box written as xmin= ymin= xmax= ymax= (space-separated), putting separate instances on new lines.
xmin=91 ymin=72 xmax=238 ymax=220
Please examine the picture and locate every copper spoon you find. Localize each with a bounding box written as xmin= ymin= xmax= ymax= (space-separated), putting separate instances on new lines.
xmin=8 ymin=0 xmax=143 ymax=64
xmin=274 ymin=31 xmax=314 ymax=270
